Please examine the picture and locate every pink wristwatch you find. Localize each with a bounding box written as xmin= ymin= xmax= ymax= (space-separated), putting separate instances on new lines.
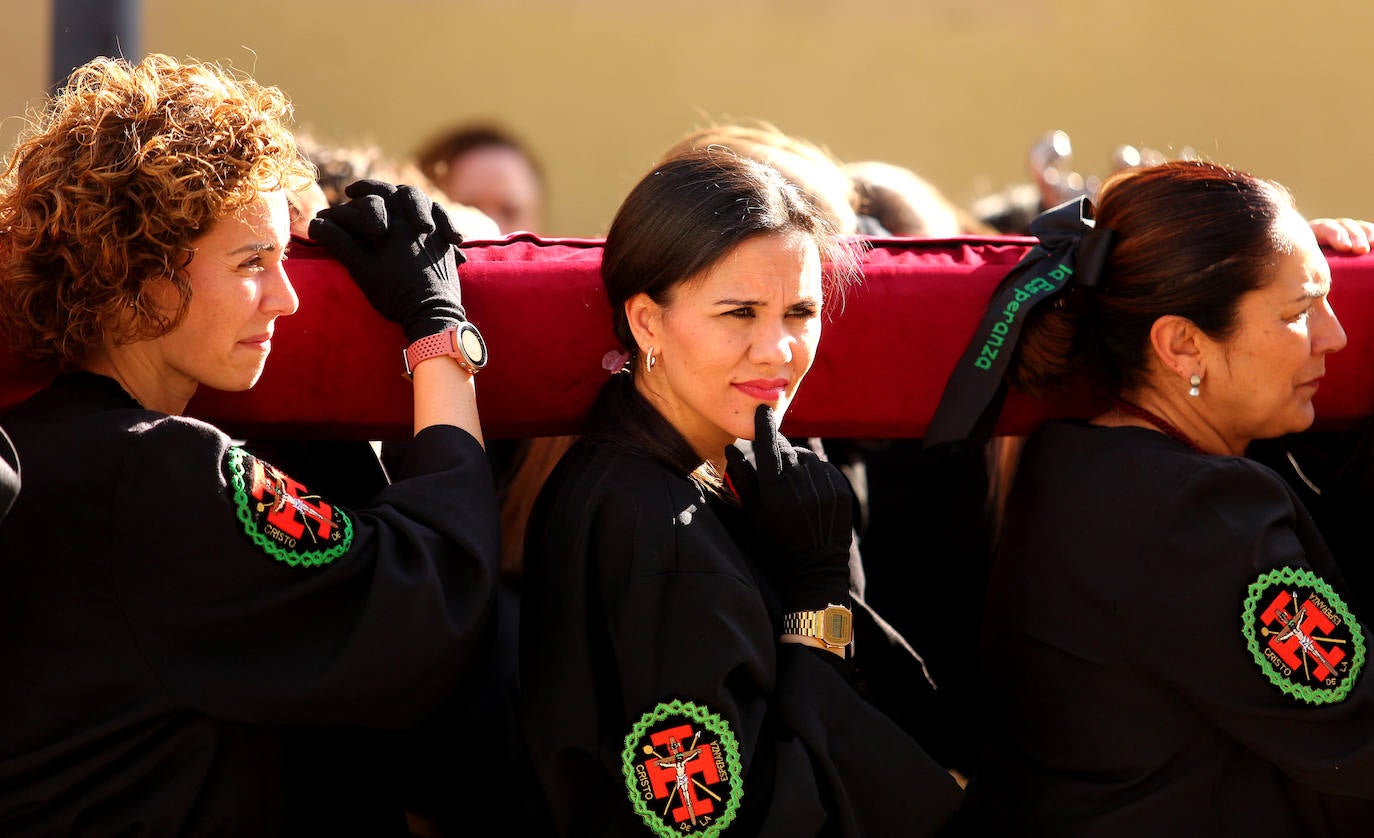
xmin=402 ymin=322 xmax=488 ymax=378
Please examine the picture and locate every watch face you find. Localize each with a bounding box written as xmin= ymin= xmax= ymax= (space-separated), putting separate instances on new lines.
xmin=458 ymin=323 xmax=488 ymax=368
xmin=821 ymin=606 xmax=853 ymax=646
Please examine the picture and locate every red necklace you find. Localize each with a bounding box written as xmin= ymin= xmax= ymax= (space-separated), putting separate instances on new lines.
xmin=1111 ymin=398 xmax=1206 ymax=454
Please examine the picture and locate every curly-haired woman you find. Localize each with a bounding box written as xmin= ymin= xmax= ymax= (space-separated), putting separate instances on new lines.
xmin=0 ymin=55 xmax=499 ymax=834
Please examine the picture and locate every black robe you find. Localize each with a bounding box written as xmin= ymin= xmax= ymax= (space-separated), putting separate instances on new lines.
xmin=965 ymin=420 xmax=1374 ymax=835
xmin=519 ymin=436 xmax=962 ymax=837
xmin=0 ymin=372 xmax=501 ymax=835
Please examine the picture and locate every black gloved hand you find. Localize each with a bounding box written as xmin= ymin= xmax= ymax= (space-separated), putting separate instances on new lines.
xmin=724 ymin=404 xmax=853 ymax=613
xmin=309 ymin=179 xmax=467 ymax=344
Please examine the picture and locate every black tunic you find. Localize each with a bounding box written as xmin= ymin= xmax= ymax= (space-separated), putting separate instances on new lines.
xmin=519 ymin=437 xmax=962 ymax=837
xmin=965 ymin=420 xmax=1374 ymax=835
xmin=0 ymin=372 xmax=500 ymax=835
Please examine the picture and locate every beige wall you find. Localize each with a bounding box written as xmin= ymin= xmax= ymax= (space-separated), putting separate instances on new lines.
xmin=3 ymin=0 xmax=1371 ymax=235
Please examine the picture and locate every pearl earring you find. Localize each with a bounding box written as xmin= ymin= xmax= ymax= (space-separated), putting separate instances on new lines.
xmin=1188 ymin=374 xmax=1202 ymax=398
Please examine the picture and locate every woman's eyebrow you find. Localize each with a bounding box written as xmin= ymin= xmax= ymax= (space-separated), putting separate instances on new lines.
xmin=228 ymin=242 xmax=279 ymax=255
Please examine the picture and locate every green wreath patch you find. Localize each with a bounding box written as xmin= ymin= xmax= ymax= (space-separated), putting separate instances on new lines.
xmin=622 ymin=699 xmax=744 ymax=837
xmin=227 ymin=447 xmax=354 ymax=568
xmin=1241 ymin=566 xmax=1364 ymax=704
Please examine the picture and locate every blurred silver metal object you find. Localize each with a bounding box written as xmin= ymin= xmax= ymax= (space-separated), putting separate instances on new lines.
xmin=1030 ymin=130 xmax=1089 ymax=208
xmin=1111 ymin=145 xmax=1143 ymax=171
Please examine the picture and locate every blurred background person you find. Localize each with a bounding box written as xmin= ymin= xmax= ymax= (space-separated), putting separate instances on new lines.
xmin=303 ymin=134 xmax=500 ymax=239
xmin=845 ymin=159 xmax=995 ymax=237
xmin=414 ymin=122 xmax=546 ymax=235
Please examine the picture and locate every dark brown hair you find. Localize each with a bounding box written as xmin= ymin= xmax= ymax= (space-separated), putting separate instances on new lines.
xmin=1010 ymin=160 xmax=1295 ymax=395
xmin=414 ymin=123 xmax=544 ymax=189
xmin=587 ymin=147 xmax=856 ymax=489
xmin=662 ymin=121 xmax=858 ymax=235
xmin=0 ymin=54 xmax=313 ymax=367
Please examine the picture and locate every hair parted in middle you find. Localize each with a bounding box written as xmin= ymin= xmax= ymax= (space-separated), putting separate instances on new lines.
xmin=1009 ymin=159 xmax=1296 ymax=396
xmin=0 ymin=53 xmax=315 ymax=367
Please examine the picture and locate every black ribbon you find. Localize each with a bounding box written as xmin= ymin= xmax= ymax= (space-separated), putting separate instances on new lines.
xmin=924 ymin=196 xmax=1116 ymax=447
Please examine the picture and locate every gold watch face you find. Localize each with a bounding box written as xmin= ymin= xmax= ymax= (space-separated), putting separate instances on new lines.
xmin=457 ymin=322 xmax=488 ymax=368
xmin=821 ymin=605 xmax=853 ymax=646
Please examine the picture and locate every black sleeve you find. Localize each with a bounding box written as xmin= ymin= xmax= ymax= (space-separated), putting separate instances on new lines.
xmin=599 ymin=476 xmax=962 ymax=836
xmin=110 ymin=417 xmax=500 ymax=728
xmin=1120 ymin=457 xmax=1374 ymax=798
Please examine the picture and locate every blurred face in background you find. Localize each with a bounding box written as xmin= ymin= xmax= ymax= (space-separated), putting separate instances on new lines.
xmin=287 ymin=181 xmax=329 ymax=239
xmin=437 ymin=145 xmax=544 ymax=235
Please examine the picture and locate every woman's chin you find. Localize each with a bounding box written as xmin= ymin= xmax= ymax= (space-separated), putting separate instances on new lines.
xmin=1293 ymin=403 xmax=1317 ymax=433
xmin=1263 ymin=403 xmax=1317 ymax=440
xmin=206 ymin=367 xmax=266 ymax=393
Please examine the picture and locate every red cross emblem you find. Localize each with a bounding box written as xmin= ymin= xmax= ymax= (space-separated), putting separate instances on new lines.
xmin=1260 ymin=589 xmax=1347 ymax=681
xmin=623 ymin=700 xmax=743 ymax=837
xmin=642 ymin=724 xmax=721 ymax=827
xmin=248 ymin=457 xmax=337 ymax=543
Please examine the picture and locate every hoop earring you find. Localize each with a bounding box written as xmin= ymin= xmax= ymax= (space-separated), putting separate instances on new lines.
xmin=643 ymin=347 xmax=656 ymax=375
xmin=1188 ymin=374 xmax=1202 ymax=398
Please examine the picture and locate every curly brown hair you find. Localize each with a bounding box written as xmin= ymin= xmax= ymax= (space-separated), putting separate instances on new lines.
xmin=0 ymin=54 xmax=315 ymax=366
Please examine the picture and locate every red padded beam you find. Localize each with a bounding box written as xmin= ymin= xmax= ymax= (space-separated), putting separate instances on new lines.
xmin=3 ymin=235 xmax=1373 ymax=440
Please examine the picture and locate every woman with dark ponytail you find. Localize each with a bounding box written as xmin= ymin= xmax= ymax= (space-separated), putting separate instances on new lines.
xmin=519 ymin=148 xmax=962 ymax=836
xmin=940 ymin=161 xmax=1374 ymax=832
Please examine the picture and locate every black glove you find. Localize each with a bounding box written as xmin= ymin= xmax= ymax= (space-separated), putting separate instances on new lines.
xmin=309 ymin=179 xmax=467 ymax=344
xmin=724 ymin=404 xmax=853 ymax=613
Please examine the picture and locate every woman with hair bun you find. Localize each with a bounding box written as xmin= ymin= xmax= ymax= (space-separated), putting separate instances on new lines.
xmin=931 ymin=161 xmax=1374 ymax=832
xmin=519 ymin=148 xmax=962 ymax=836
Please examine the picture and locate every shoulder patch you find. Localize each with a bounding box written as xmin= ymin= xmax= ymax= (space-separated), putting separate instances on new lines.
xmin=1241 ymin=566 xmax=1365 ymax=704
xmin=622 ymin=699 xmax=743 ymax=836
xmin=226 ymin=447 xmax=354 ymax=567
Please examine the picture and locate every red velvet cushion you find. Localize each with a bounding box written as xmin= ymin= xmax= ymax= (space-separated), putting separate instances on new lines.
xmin=4 ymin=234 xmax=1373 ymax=439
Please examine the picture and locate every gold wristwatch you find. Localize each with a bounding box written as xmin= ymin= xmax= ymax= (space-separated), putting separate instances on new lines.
xmin=782 ymin=604 xmax=853 ymax=653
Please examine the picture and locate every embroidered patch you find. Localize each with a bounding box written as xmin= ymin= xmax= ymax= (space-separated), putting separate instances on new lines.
xmin=622 ymin=699 xmax=743 ymax=837
xmin=227 ymin=447 xmax=354 ymax=567
xmin=1241 ymin=566 xmax=1365 ymax=704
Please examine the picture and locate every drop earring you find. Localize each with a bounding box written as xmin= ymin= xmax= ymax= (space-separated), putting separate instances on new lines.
xmin=1188 ymin=374 xmax=1202 ymax=398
